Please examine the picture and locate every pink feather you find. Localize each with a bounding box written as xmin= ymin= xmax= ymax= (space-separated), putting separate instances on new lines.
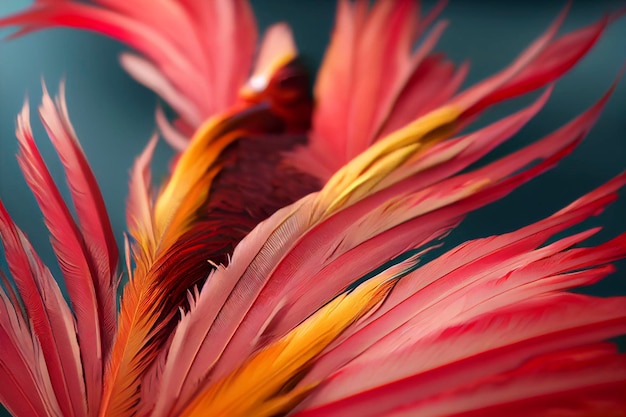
xmin=38 ymin=85 xmax=118 ymax=357
xmin=0 ymin=202 xmax=84 ymax=417
xmin=126 ymin=134 xmax=158 ymax=251
xmin=0 ymin=291 xmax=62 ymax=417
xmin=295 ymin=294 xmax=626 ymax=416
xmin=14 ymin=99 xmax=105 ymax=416
xmin=294 ymin=0 xmax=456 ymax=179
xmin=296 ymin=173 xmax=625 ymax=389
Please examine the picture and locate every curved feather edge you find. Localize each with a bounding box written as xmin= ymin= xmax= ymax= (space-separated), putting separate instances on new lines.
xmin=294 ymin=2 xmax=619 ymax=181
xmin=0 ymin=0 xmax=306 ymax=145
xmin=296 ymin=343 xmax=626 ymax=416
xmin=11 ymin=98 xmax=108 ymax=417
xmin=0 ymin=203 xmax=78 ymax=417
xmin=101 ymin=104 xmax=284 ymax=417
xmin=39 ymin=84 xmax=118 ymax=360
xmin=145 ymin=102 xmax=460 ymax=416
xmin=208 ymin=60 xmax=620 ymax=383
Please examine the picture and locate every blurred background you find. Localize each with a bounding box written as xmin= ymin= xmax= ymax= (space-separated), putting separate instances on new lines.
xmin=0 ymin=1 xmax=625 ymax=415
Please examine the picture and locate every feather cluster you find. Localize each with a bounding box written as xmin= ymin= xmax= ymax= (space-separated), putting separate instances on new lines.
xmin=0 ymin=1 xmax=625 ymax=416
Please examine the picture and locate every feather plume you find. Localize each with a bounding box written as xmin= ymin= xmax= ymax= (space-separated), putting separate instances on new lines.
xmin=293 ymin=176 xmax=626 ymax=414
xmin=0 ymin=203 xmax=77 ymax=417
xmin=39 ymin=84 xmax=119 ymax=357
xmin=300 ymin=181 xmax=626 ymax=391
xmin=0 ymin=0 xmax=250 ymax=125
xmin=144 ymin=9 xmax=623 ymax=413
xmin=12 ymin=95 xmax=118 ymax=416
xmin=293 ymin=2 xmax=617 ymax=180
xmin=143 ymin=103 xmax=461 ymax=416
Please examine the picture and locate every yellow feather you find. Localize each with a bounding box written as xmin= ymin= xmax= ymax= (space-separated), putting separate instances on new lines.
xmin=179 ymin=273 xmax=398 ymax=417
xmin=314 ymin=105 xmax=461 ymax=217
xmin=154 ymin=119 xmax=241 ymax=249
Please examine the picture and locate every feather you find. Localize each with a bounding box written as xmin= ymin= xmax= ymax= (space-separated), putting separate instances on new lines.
xmin=294 ymin=0 xmax=454 ymax=178
xmin=144 ymin=104 xmax=460 ymax=415
xmin=120 ymin=53 xmax=203 ymax=126
xmin=296 ymin=337 xmax=626 ymax=417
xmin=1 ymin=2 xmax=624 ymax=417
xmin=296 ymin=173 xmax=626 ymax=391
xmin=0 ymin=285 xmax=63 ymax=417
xmin=384 ymin=345 xmax=626 ymax=417
xmin=147 ymin=59 xmax=618 ymax=415
xmin=246 ymin=23 xmax=297 ymax=95
xmin=241 ymin=25 xmax=313 ymax=133
xmin=178 ymin=265 xmax=405 ymax=417
xmin=146 ymin=43 xmax=621 ymax=417
xmin=258 ymin=87 xmax=553 ymax=330
xmin=126 ymin=134 xmax=158 ymax=256
xmin=38 ymin=84 xmax=118 ymax=359
xmin=154 ymin=107 xmax=189 ymax=151
xmin=0 ymin=1 xmax=215 ymax=121
xmin=144 ymin=194 xmax=316 ymax=417
xmin=459 ymin=10 xmax=622 ymax=116
xmin=292 ymin=1 xmax=617 ymax=181
xmin=291 ymin=176 xmax=626 ymax=413
xmin=0 ymin=206 xmax=72 ymax=417
xmin=100 ymin=113 xmax=238 ymax=416
xmin=14 ymin=100 xmax=106 ymax=416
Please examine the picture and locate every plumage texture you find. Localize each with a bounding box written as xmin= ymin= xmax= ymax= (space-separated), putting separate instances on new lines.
xmin=0 ymin=1 xmax=625 ymax=417
xmin=104 ymin=105 xmax=296 ymax=416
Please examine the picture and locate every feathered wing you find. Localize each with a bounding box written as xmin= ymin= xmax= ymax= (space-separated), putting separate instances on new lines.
xmin=100 ymin=109 xmax=247 ymax=416
xmin=0 ymin=89 xmax=119 ymax=417
xmin=1 ymin=2 xmax=624 ymax=417
xmin=38 ymin=84 xmax=119 ymax=357
xmin=289 ymin=0 xmax=457 ymax=178
xmin=178 ymin=264 xmax=408 ymax=417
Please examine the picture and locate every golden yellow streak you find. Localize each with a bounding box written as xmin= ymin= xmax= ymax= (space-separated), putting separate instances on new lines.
xmin=315 ymin=105 xmax=461 ymax=217
xmin=154 ymin=118 xmax=240 ymax=250
xmin=180 ymin=274 xmax=398 ymax=417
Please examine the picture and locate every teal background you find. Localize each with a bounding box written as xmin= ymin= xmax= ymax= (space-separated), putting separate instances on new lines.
xmin=0 ymin=1 xmax=625 ymax=416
